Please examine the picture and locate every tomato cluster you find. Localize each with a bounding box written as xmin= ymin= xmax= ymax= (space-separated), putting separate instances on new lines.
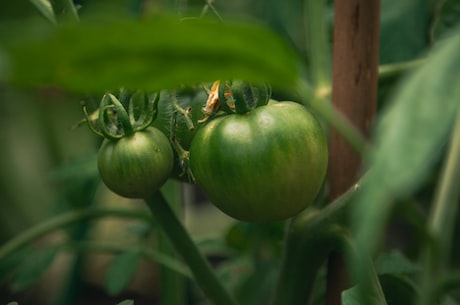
xmin=86 ymin=82 xmax=328 ymax=222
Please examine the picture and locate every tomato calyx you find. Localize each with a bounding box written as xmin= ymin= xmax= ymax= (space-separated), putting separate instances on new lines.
xmin=83 ymin=88 xmax=160 ymax=141
xmin=198 ymin=80 xmax=272 ymax=122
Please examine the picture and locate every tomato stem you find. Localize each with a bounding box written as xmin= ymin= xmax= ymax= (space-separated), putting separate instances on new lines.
xmin=378 ymin=58 xmax=425 ymax=81
xmin=172 ymin=94 xmax=195 ymax=131
xmin=271 ymin=183 xmax=359 ymax=305
xmin=169 ymin=106 xmax=194 ymax=180
xmin=67 ymin=241 xmax=191 ymax=277
xmin=296 ymin=79 xmax=369 ymax=156
xmin=305 ymin=0 xmax=331 ymax=91
xmin=82 ymin=106 xmax=104 ymax=137
xmin=0 ymin=207 xmax=193 ymax=277
xmin=105 ymin=93 xmax=136 ymax=137
xmin=0 ymin=208 xmax=155 ymax=263
xmin=145 ymin=192 xmax=239 ymax=305
xmin=271 ymin=216 xmax=333 ymax=305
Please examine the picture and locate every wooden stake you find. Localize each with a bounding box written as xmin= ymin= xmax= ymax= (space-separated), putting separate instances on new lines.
xmin=326 ymin=1 xmax=380 ymax=304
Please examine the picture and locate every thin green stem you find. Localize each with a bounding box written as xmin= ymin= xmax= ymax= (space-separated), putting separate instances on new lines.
xmin=429 ymin=0 xmax=446 ymax=44
xmin=378 ymin=59 xmax=425 ymax=81
xmin=172 ymin=95 xmax=195 ymax=131
xmin=304 ymin=182 xmax=360 ymax=228
xmin=0 ymin=208 xmax=153 ymax=262
xmin=271 ymin=183 xmax=360 ymax=305
xmin=304 ymin=0 xmax=331 ymax=90
xmin=157 ymin=180 xmax=187 ymax=305
xmin=271 ymin=223 xmax=333 ymax=305
xmin=144 ymin=192 xmax=238 ymax=305
xmin=420 ymin=109 xmax=460 ymax=305
xmin=67 ymin=241 xmax=191 ymax=278
xmin=106 ymin=93 xmax=136 ymax=137
xmin=296 ymin=79 xmax=369 ymax=156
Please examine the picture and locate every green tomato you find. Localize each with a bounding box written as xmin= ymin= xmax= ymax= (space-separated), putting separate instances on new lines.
xmin=189 ymin=101 xmax=328 ymax=222
xmin=97 ymin=127 xmax=173 ymax=198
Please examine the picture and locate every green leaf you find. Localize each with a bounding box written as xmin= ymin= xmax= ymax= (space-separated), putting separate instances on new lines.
xmin=3 ymin=14 xmax=299 ymax=93
xmin=105 ymin=250 xmax=141 ymax=296
xmin=379 ymin=274 xmax=418 ymax=305
xmin=374 ymin=250 xmax=419 ymax=276
xmin=11 ymin=246 xmax=60 ymax=292
xmin=342 ymin=285 xmax=381 ymax=305
xmin=7 ymin=302 xmax=19 ymax=305
xmin=352 ymin=27 xmax=460 ymax=285
xmin=29 ymin=0 xmax=57 ymax=24
xmin=117 ymin=300 xmax=134 ymax=305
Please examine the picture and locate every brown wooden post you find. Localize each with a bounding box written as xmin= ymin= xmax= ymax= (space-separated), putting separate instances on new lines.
xmin=326 ymin=1 xmax=380 ymax=304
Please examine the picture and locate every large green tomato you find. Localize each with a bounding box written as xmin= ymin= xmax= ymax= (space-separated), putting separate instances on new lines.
xmin=189 ymin=101 xmax=328 ymax=222
xmin=97 ymin=127 xmax=174 ymax=198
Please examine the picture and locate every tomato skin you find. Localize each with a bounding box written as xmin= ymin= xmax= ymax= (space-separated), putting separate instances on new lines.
xmin=189 ymin=101 xmax=328 ymax=222
xmin=97 ymin=127 xmax=173 ymax=198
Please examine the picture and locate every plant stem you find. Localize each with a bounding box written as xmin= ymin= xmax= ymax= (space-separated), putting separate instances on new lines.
xmin=172 ymin=95 xmax=195 ymax=131
xmin=67 ymin=241 xmax=191 ymax=277
xmin=0 ymin=208 xmax=153 ymax=262
xmin=304 ymin=0 xmax=331 ymax=91
xmin=420 ymin=109 xmax=460 ymax=305
xmin=296 ymin=80 xmax=369 ymax=156
xmin=157 ymin=180 xmax=187 ymax=305
xmin=271 ymin=222 xmax=333 ymax=305
xmin=305 ymin=182 xmax=360 ymax=228
xmin=144 ymin=192 xmax=238 ymax=305
xmin=271 ymin=183 xmax=360 ymax=305
xmin=378 ymin=59 xmax=425 ymax=80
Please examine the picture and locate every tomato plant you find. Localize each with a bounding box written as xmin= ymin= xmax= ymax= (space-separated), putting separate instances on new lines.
xmin=190 ymin=101 xmax=328 ymax=222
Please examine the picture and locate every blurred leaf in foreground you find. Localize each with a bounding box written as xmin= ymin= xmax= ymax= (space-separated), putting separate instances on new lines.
xmin=352 ymin=27 xmax=460 ymax=280
xmin=1 ymin=14 xmax=300 ymax=93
